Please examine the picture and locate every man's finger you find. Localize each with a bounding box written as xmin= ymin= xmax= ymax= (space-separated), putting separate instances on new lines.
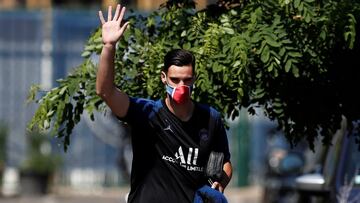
xmin=98 ymin=11 xmax=105 ymax=24
xmin=117 ymin=6 xmax=126 ymax=24
xmin=113 ymin=4 xmax=121 ymax=21
xmin=119 ymin=22 xmax=130 ymax=34
xmin=107 ymin=5 xmax=112 ymax=21
xmin=211 ymin=181 xmax=224 ymax=193
xmin=211 ymin=182 xmax=219 ymax=189
xmin=219 ymin=185 xmax=224 ymax=193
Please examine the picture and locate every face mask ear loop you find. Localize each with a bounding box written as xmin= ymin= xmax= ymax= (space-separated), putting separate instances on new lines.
xmin=171 ymin=87 xmax=175 ymax=98
xmin=165 ymin=74 xmax=176 ymax=99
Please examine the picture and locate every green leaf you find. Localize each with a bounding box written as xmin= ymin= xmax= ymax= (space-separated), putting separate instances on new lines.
xmin=281 ymin=39 xmax=292 ymax=44
xmin=181 ymin=30 xmax=187 ymax=37
xmin=46 ymin=110 xmax=55 ymax=117
xmin=43 ymin=120 xmax=50 ymax=129
xmin=273 ymin=101 xmax=282 ymax=108
xmin=251 ymin=32 xmax=261 ymax=43
xmin=81 ymin=51 xmax=91 ymax=58
xmin=123 ymin=29 xmax=131 ymax=41
xmin=49 ymin=95 xmax=59 ymax=101
xmin=294 ymin=0 xmax=300 ymax=8
xmin=264 ymin=36 xmax=281 ymax=47
xmin=212 ymin=62 xmax=222 ymax=73
xmin=255 ymin=40 xmax=266 ymax=55
xmin=134 ymin=28 xmax=142 ymax=39
xmin=285 ymin=59 xmax=292 ymax=72
xmin=304 ymin=13 xmax=311 ymax=23
xmin=270 ymin=51 xmax=281 ymax=60
xmin=84 ymin=45 xmax=95 ymax=51
xmin=256 ymin=72 xmax=262 ymax=78
xmin=59 ymin=86 xmax=68 ymax=95
xmin=320 ymin=30 xmax=326 ymax=40
xmin=223 ymin=73 xmax=228 ymax=82
xmin=253 ymin=88 xmax=265 ymax=99
xmin=298 ymin=2 xmax=304 ymax=11
xmin=237 ymin=88 xmax=243 ymax=97
xmin=27 ymin=85 xmax=41 ymax=103
xmin=261 ymin=45 xmax=270 ymax=63
xmin=292 ymin=66 xmax=300 ymax=77
xmin=233 ymin=61 xmax=241 ymax=67
xmin=183 ymin=42 xmax=191 ymax=50
xmin=223 ymin=27 xmax=234 ymax=35
xmin=267 ymin=63 xmax=274 ymax=72
xmin=94 ymin=37 xmax=102 ymax=43
xmin=95 ymin=44 xmax=103 ymax=50
xmin=288 ymin=52 xmax=302 ymax=58
xmin=273 ymin=107 xmax=283 ymax=114
xmin=279 ymin=48 xmax=286 ymax=57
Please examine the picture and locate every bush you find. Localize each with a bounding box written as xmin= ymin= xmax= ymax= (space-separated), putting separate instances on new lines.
xmin=21 ymin=131 xmax=62 ymax=175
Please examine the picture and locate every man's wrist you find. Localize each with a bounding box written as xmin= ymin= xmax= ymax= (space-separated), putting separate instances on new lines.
xmin=103 ymin=43 xmax=116 ymax=49
xmin=219 ymin=170 xmax=230 ymax=188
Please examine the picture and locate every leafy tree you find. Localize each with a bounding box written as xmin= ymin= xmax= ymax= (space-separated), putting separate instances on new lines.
xmin=28 ymin=0 xmax=360 ymax=151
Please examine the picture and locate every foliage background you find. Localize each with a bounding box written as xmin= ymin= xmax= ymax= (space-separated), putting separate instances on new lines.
xmin=28 ymin=0 xmax=360 ymax=151
xmin=21 ymin=131 xmax=62 ymax=175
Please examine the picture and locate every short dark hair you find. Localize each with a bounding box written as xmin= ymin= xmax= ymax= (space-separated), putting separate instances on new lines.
xmin=163 ymin=49 xmax=195 ymax=73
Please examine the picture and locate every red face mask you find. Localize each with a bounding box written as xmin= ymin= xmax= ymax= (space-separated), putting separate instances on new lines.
xmin=166 ymin=84 xmax=192 ymax=104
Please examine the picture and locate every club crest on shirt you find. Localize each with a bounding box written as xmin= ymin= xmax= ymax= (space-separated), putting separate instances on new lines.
xmin=199 ymin=128 xmax=209 ymax=142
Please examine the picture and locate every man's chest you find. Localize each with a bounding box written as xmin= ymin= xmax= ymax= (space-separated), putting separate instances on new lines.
xmin=149 ymin=110 xmax=214 ymax=170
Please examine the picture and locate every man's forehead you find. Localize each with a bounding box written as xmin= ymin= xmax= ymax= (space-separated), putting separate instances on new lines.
xmin=167 ymin=65 xmax=193 ymax=75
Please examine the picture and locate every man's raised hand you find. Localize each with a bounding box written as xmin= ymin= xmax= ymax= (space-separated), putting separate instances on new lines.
xmin=98 ymin=4 xmax=129 ymax=46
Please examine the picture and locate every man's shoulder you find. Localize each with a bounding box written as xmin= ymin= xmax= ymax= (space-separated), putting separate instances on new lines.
xmin=129 ymin=97 xmax=154 ymax=104
xmin=195 ymin=102 xmax=221 ymax=118
xmin=129 ymin=97 xmax=163 ymax=111
xmin=129 ymin=97 xmax=157 ymax=106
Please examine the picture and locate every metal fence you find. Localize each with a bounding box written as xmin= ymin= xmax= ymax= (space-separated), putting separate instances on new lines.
xmin=0 ymin=10 xmax=43 ymax=167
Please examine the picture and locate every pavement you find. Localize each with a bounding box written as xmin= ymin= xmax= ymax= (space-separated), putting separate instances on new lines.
xmin=0 ymin=185 xmax=263 ymax=203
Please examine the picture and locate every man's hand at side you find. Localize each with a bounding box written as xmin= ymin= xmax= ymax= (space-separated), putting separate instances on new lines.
xmin=211 ymin=161 xmax=232 ymax=193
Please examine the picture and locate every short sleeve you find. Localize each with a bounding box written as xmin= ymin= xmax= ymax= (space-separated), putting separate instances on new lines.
xmin=211 ymin=109 xmax=231 ymax=163
xmin=118 ymin=97 xmax=155 ymax=126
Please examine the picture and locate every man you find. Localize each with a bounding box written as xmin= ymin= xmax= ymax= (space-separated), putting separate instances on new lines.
xmin=96 ymin=4 xmax=232 ymax=203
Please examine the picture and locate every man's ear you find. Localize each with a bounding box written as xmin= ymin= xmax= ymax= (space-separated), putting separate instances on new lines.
xmin=161 ymin=71 xmax=167 ymax=84
xmin=192 ymin=74 xmax=197 ymax=83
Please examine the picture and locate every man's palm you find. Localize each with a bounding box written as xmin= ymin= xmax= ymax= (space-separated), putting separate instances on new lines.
xmin=99 ymin=4 xmax=129 ymax=45
xmin=102 ymin=21 xmax=124 ymax=44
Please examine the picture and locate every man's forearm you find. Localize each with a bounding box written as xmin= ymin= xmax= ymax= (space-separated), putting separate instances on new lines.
xmin=222 ymin=161 xmax=232 ymax=188
xmin=95 ymin=5 xmax=130 ymax=118
xmin=96 ymin=43 xmax=116 ymax=98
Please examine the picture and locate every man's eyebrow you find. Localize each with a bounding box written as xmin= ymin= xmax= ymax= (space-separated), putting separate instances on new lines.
xmin=170 ymin=76 xmax=193 ymax=79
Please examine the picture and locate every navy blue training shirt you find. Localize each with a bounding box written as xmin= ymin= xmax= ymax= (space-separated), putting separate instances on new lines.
xmin=120 ymin=97 xmax=230 ymax=203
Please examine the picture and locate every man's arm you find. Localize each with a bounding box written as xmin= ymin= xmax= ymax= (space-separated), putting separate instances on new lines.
xmin=222 ymin=161 xmax=233 ymax=187
xmin=96 ymin=4 xmax=130 ymax=118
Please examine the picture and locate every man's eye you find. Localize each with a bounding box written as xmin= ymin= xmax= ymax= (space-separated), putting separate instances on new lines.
xmin=170 ymin=78 xmax=180 ymax=83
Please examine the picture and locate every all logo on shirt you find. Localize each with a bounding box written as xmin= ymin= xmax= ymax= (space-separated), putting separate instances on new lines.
xmin=162 ymin=146 xmax=204 ymax=172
